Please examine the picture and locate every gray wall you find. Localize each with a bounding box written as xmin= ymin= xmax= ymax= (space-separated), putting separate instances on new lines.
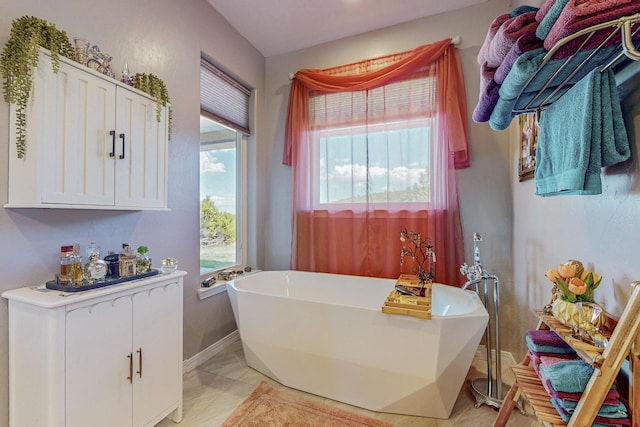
xmin=262 ymin=0 xmax=517 ymax=351
xmin=3 ymin=0 xmax=638 ymax=424
xmin=0 ymin=0 xmax=265 ymax=423
xmin=510 ymin=60 xmax=640 ymax=359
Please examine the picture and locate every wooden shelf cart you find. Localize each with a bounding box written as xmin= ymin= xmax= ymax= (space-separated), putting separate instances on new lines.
xmin=494 ymin=282 xmax=640 ymax=427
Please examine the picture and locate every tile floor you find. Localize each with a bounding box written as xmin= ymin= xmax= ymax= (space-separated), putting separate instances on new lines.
xmin=157 ymin=339 xmax=540 ymax=426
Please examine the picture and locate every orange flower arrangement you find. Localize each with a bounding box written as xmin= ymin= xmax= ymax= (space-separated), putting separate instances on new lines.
xmin=545 ymin=259 xmax=601 ymax=303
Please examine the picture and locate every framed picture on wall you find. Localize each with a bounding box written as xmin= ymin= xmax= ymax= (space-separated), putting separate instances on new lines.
xmin=518 ymin=113 xmax=538 ymax=182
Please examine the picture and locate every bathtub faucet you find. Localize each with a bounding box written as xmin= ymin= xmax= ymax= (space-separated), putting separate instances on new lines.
xmin=460 ymin=233 xmax=485 ymax=285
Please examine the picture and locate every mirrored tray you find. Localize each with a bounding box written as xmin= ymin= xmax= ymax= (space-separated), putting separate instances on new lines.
xmin=45 ymin=269 xmax=160 ymax=292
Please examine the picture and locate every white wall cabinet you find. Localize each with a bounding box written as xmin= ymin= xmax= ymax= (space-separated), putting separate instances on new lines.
xmin=5 ymin=48 xmax=168 ymax=210
xmin=2 ymin=271 xmax=186 ymax=427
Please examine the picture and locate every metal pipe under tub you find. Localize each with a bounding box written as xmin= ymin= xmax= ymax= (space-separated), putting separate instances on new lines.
xmin=461 ymin=233 xmax=525 ymax=414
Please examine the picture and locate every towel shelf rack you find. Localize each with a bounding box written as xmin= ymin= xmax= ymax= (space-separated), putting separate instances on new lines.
xmin=512 ymin=13 xmax=640 ymax=117
xmin=493 ymin=281 xmax=640 ymax=427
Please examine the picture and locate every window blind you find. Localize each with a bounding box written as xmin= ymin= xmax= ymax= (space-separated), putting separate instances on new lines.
xmin=200 ymin=59 xmax=251 ymax=135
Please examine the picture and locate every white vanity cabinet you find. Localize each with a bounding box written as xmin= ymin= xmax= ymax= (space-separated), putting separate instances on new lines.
xmin=5 ymin=48 xmax=168 ymax=210
xmin=2 ymin=271 xmax=185 ymax=427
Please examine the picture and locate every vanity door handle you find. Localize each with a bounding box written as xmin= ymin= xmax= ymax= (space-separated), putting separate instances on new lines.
xmin=109 ymin=130 xmax=116 ymax=157
xmin=136 ymin=348 xmax=143 ymax=378
xmin=119 ymin=133 xmax=126 ymax=159
xmin=126 ymin=352 xmax=133 ymax=384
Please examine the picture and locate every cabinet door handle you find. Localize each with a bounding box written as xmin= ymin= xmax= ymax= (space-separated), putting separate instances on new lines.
xmin=127 ymin=352 xmax=133 ymax=384
xmin=136 ymin=348 xmax=143 ymax=378
xmin=109 ymin=130 xmax=116 ymax=157
xmin=119 ymin=133 xmax=126 ymax=159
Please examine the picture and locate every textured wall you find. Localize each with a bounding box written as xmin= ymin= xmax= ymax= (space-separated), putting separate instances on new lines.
xmin=262 ymin=0 xmax=516 ymax=349
xmin=0 ymin=1 xmax=264 ymax=423
xmin=511 ymin=60 xmax=640 ymax=360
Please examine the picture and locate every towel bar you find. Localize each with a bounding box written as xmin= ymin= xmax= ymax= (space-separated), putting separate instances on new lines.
xmin=512 ymin=12 xmax=640 ymax=118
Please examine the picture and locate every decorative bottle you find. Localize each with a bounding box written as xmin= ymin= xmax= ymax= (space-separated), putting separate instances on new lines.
xmin=119 ymin=243 xmax=137 ymax=277
xmin=60 ymin=245 xmax=74 ymax=275
xmin=136 ymin=246 xmax=151 ymax=273
xmin=84 ymin=253 xmax=108 ymax=284
xmin=70 ymin=243 xmax=84 ymax=285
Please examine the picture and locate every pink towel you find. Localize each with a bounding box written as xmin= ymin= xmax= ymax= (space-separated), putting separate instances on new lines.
xmin=540 ymin=355 xmax=571 ymax=368
xmin=529 ymin=349 xmax=579 ymax=376
xmin=478 ymin=13 xmax=511 ymax=64
xmin=545 ymin=0 xmax=640 ymax=51
xmin=550 ymin=21 xmax=640 ymax=60
xmin=485 ymin=12 xmax=540 ymax=68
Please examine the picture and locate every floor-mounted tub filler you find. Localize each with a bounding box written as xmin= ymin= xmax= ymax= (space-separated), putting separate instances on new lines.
xmin=226 ymin=270 xmax=489 ymax=418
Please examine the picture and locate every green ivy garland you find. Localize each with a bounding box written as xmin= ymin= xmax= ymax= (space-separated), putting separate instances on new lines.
xmin=132 ymin=73 xmax=172 ymax=140
xmin=0 ymin=16 xmax=75 ymax=158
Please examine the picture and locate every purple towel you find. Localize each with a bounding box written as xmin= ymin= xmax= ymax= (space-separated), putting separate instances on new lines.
xmin=479 ymin=62 xmax=497 ymax=93
xmin=472 ymin=79 xmax=500 ymax=123
xmin=526 ymin=329 xmax=569 ymax=347
xmin=494 ymin=32 xmax=544 ymax=84
xmin=485 ymin=12 xmax=540 ymax=68
xmin=545 ymin=0 xmax=640 ymax=51
xmin=478 ymin=13 xmax=511 ymax=64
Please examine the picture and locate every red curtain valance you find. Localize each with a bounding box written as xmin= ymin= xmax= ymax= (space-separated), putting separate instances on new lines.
xmin=283 ymin=38 xmax=470 ymax=169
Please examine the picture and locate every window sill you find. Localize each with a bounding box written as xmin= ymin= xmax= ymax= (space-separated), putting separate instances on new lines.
xmin=197 ymin=282 xmax=228 ymax=300
xmin=197 ymin=269 xmax=261 ymax=300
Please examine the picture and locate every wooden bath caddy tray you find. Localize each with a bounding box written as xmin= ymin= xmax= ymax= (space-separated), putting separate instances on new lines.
xmin=381 ymin=274 xmax=432 ymax=320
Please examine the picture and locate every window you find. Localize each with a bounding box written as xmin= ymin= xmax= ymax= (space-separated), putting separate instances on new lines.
xmin=316 ymin=120 xmax=432 ymax=207
xmin=200 ymin=117 xmax=246 ymax=273
xmin=309 ymin=73 xmax=438 ymax=210
xmin=200 ymin=58 xmax=250 ymax=275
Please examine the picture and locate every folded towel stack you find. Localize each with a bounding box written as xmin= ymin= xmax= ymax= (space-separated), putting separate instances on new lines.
xmin=526 ymin=329 xmax=576 ymax=354
xmin=474 ymin=7 xmax=542 ymax=125
xmin=551 ymin=398 xmax=630 ymax=426
xmin=473 ymin=1 xmax=640 ymax=131
xmin=544 ymin=0 xmax=640 ymax=54
xmin=525 ymin=329 xmax=630 ymax=425
xmin=540 ymin=359 xmax=595 ymax=393
xmin=487 ymin=43 xmax=619 ymax=131
xmin=535 ymin=67 xmax=631 ymax=196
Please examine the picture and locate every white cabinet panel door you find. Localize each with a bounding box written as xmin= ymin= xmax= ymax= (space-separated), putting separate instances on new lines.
xmin=65 ymin=296 xmax=134 ymax=427
xmin=114 ymin=88 xmax=167 ymax=209
xmin=132 ymin=282 xmax=181 ymax=425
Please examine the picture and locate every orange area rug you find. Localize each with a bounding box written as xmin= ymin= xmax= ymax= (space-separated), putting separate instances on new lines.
xmin=221 ymin=381 xmax=394 ymax=426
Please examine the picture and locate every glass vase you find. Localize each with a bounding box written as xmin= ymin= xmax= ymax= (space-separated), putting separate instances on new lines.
xmin=137 ymin=253 xmax=151 ymax=274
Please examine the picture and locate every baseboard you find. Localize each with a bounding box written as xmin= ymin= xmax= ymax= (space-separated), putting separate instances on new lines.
xmin=475 ymin=344 xmax=517 ymax=367
xmin=183 ymin=330 xmax=240 ymax=373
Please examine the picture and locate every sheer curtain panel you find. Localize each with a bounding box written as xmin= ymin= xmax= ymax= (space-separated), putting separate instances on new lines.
xmin=284 ymin=39 xmax=469 ymax=286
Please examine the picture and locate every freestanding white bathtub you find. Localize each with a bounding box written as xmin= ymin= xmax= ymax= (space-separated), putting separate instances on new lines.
xmin=226 ymin=270 xmax=488 ymax=418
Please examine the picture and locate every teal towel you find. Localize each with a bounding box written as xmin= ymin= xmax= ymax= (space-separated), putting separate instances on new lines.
xmin=525 ymin=335 xmax=576 ymax=354
xmin=535 ymin=67 xmax=630 ymax=196
xmin=559 ymin=397 xmax=628 ymax=417
xmin=539 ymin=359 xmax=594 ymax=393
xmin=488 ymin=44 xmax=619 ymax=131
xmin=536 ymin=0 xmax=569 ymax=40
xmin=551 ymin=399 xmax=630 ymax=426
xmin=511 ymin=5 xmax=539 ymax=18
